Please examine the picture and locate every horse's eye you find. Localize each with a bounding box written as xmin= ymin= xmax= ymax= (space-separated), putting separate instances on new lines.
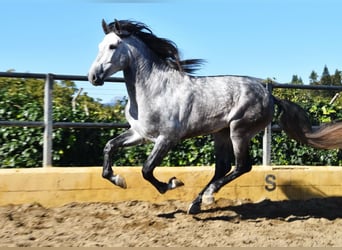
xmin=109 ymin=44 xmax=117 ymax=50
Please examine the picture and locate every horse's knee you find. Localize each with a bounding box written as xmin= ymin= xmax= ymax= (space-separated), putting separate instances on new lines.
xmin=103 ymin=142 xmax=112 ymax=155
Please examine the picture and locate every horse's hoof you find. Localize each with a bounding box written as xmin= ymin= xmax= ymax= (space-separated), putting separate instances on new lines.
xmin=202 ymin=194 xmax=215 ymax=205
xmin=187 ymin=202 xmax=201 ymax=214
xmin=168 ymin=177 xmax=184 ymax=190
xmin=115 ymin=175 xmax=127 ymax=189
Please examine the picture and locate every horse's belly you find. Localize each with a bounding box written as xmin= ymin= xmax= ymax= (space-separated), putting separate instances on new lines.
xmin=182 ymin=113 xmax=229 ymax=138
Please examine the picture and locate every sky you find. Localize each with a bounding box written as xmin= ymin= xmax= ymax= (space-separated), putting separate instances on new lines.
xmin=1 ymin=0 xmax=341 ymax=103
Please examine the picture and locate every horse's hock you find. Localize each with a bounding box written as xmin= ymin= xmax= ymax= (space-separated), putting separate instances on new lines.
xmin=0 ymin=166 xmax=341 ymax=207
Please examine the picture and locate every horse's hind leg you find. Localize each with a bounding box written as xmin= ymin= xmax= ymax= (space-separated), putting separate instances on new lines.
xmin=188 ymin=129 xmax=233 ymax=214
xmin=102 ymin=129 xmax=144 ymax=188
xmin=142 ymin=136 xmax=184 ymax=194
xmin=202 ymin=131 xmax=253 ymax=202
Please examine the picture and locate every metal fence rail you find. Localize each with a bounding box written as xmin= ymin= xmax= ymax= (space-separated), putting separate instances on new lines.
xmin=0 ymin=72 xmax=128 ymax=167
xmin=0 ymin=121 xmax=130 ymax=128
xmin=1 ymin=71 xmax=341 ymax=167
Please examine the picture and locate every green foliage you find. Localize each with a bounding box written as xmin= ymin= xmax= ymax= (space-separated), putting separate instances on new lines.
xmin=0 ymin=77 xmax=44 ymax=167
xmin=271 ymin=87 xmax=342 ymax=166
xmin=0 ymin=126 xmax=43 ymax=167
xmin=0 ymin=66 xmax=341 ymax=168
xmin=161 ymin=136 xmax=215 ymax=166
xmin=0 ymin=76 xmax=122 ymax=167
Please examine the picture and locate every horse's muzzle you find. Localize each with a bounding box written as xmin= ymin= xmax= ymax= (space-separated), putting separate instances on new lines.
xmin=88 ymin=71 xmax=105 ymax=86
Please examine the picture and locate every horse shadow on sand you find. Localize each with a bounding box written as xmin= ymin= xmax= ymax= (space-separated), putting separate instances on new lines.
xmin=158 ymin=183 xmax=342 ymax=222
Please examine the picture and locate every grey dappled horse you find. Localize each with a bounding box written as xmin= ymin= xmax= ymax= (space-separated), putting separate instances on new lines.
xmin=88 ymin=19 xmax=342 ymax=214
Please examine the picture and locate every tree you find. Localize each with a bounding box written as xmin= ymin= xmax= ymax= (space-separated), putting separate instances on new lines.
xmin=291 ymin=75 xmax=303 ymax=85
xmin=320 ymin=65 xmax=332 ymax=86
xmin=309 ymin=70 xmax=319 ymax=85
xmin=332 ymin=69 xmax=342 ymax=86
xmin=318 ymin=65 xmax=338 ymax=98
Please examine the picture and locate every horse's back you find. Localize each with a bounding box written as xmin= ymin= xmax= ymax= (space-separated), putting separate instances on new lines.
xmin=193 ymin=75 xmax=272 ymax=113
xmin=180 ymin=75 xmax=273 ymax=138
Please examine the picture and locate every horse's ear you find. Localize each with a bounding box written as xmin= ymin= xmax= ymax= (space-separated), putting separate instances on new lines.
xmin=114 ymin=19 xmax=130 ymax=37
xmin=102 ymin=19 xmax=109 ymax=34
xmin=114 ymin=19 xmax=121 ymax=33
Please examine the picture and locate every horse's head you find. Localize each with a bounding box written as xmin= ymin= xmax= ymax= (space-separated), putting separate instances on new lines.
xmin=88 ymin=20 xmax=130 ymax=86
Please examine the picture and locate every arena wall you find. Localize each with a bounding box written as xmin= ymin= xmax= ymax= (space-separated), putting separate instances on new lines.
xmin=0 ymin=166 xmax=341 ymax=207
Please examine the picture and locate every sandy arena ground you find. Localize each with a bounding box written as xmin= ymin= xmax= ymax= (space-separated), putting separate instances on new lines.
xmin=1 ymin=197 xmax=342 ymax=247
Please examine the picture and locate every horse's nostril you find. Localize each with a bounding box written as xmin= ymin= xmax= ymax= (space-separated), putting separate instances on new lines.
xmin=87 ymin=73 xmax=97 ymax=84
xmin=92 ymin=75 xmax=97 ymax=82
xmin=90 ymin=75 xmax=104 ymax=86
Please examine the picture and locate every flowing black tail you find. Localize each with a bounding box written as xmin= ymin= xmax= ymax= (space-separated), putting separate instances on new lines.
xmin=273 ymin=97 xmax=342 ymax=149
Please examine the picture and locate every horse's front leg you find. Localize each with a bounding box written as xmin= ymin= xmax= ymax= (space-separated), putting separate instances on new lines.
xmin=142 ymin=136 xmax=184 ymax=194
xmin=102 ymin=129 xmax=144 ymax=188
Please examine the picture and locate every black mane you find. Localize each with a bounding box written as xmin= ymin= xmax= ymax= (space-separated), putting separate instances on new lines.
xmin=104 ymin=19 xmax=204 ymax=74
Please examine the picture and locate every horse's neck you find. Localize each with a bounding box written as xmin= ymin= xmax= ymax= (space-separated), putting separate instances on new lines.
xmin=123 ymin=65 xmax=172 ymax=117
xmin=123 ymin=39 xmax=183 ymax=104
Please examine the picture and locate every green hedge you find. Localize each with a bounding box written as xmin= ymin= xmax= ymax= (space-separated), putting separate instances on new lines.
xmin=0 ymin=76 xmax=341 ymax=167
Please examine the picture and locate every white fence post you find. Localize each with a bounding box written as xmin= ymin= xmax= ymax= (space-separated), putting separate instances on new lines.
xmin=263 ymin=81 xmax=273 ymax=166
xmin=43 ymin=74 xmax=53 ymax=167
